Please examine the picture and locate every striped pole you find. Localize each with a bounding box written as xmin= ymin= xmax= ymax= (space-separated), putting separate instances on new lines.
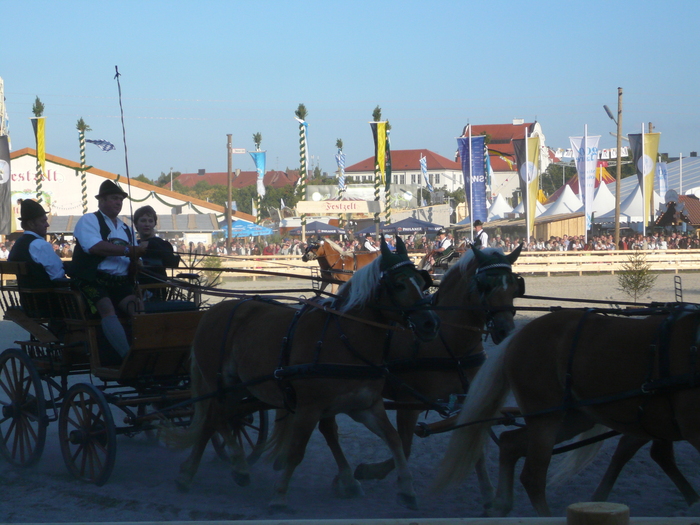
xmin=79 ymin=130 xmax=88 ymax=213
xmin=298 ymin=120 xmax=308 ymax=230
xmin=35 ymin=157 xmax=43 ymax=204
xmin=256 ymin=193 xmax=262 ymax=225
xmin=374 ymin=159 xmax=381 ymax=234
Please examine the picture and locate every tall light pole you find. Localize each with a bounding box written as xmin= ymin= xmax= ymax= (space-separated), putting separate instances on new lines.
xmin=604 ymin=87 xmax=623 ymax=249
xmin=169 ymin=167 xmax=173 ymax=191
xmin=227 ymin=134 xmax=233 ymax=254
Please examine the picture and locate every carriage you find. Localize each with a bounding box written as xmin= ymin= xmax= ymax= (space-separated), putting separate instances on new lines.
xmin=0 ymin=260 xmax=269 ymax=486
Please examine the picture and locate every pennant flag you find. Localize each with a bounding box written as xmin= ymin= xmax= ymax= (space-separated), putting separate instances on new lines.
xmin=335 ymin=149 xmax=346 ymax=192
xmin=31 ymin=117 xmax=46 ymax=176
xmin=384 ymin=129 xmax=392 ymax=192
xmin=657 ymin=161 xmax=668 ymax=199
xmin=419 ymin=155 xmax=433 ymax=192
xmin=86 ymin=139 xmax=116 ymax=151
xmin=249 ymin=150 xmax=266 ymax=197
xmin=628 ymin=131 xmax=661 ymax=231
xmin=570 ymin=130 xmax=600 ymax=238
xmin=0 ymin=135 xmax=11 ymax=235
xmin=513 ymin=134 xmax=541 ymax=239
xmin=370 ymin=121 xmax=388 ymax=184
xmin=457 ymin=135 xmax=488 ymax=223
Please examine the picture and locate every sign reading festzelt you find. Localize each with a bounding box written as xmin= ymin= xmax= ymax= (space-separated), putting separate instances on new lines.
xmin=296 ymin=200 xmax=381 ymax=215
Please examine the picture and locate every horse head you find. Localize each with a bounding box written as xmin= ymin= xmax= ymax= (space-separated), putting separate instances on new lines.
xmin=436 ymin=243 xmax=523 ymax=345
xmin=301 ymin=239 xmax=322 ymax=262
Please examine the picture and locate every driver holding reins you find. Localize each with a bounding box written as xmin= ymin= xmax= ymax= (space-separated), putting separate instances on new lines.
xmin=70 ymin=180 xmax=147 ymax=362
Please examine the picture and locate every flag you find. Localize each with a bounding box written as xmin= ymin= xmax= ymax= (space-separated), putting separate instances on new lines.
xmin=86 ymin=139 xmax=116 ymax=151
xmin=31 ymin=117 xmax=46 ymax=175
xmin=570 ymin=130 xmax=600 ymax=238
xmin=370 ymin=121 xmax=388 ymax=184
xmin=628 ymin=131 xmax=661 ymax=231
xmin=513 ymin=134 xmax=541 ymax=239
xmin=249 ymin=150 xmax=266 ymax=197
xmin=335 ymin=149 xmax=346 ymax=192
xmin=657 ymin=161 xmax=668 ymax=199
xmin=457 ymin=135 xmax=488 ymax=223
xmin=384 ymin=129 xmax=392 ymax=192
xmin=419 ymin=155 xmax=433 ymax=192
xmin=251 ymin=197 xmax=257 ymax=217
xmin=0 ymin=135 xmax=11 ymax=234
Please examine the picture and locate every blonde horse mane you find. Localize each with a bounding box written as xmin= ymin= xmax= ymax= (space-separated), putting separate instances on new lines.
xmin=323 ymin=238 xmax=354 ymax=258
xmin=335 ymin=256 xmax=383 ymax=313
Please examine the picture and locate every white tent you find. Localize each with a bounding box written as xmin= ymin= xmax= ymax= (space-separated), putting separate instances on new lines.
xmin=596 ymin=183 xmax=663 ymax=223
xmin=539 ymin=184 xmax=582 ymax=217
xmin=573 ymin=182 xmax=615 ymax=217
xmin=513 ymin=199 xmax=546 ymax=216
xmin=487 ymin=194 xmax=513 ymax=221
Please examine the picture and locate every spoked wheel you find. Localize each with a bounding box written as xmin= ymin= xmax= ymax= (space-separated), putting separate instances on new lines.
xmin=59 ymin=383 xmax=117 ymax=486
xmin=211 ymin=410 xmax=269 ymax=465
xmin=0 ymin=349 xmax=47 ymax=467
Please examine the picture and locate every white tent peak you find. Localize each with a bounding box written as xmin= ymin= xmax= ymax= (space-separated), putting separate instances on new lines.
xmin=540 ymin=184 xmax=582 ymax=217
xmin=487 ymin=194 xmax=513 ymax=221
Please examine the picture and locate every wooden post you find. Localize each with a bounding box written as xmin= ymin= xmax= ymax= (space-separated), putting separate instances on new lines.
xmin=613 ymin=87 xmax=623 ymax=250
xmin=567 ymin=502 xmax=629 ymax=525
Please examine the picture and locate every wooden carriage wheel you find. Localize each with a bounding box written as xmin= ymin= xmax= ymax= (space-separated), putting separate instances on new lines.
xmin=59 ymin=383 xmax=117 ymax=486
xmin=0 ymin=348 xmax=47 ymax=467
xmin=211 ymin=410 xmax=269 ymax=465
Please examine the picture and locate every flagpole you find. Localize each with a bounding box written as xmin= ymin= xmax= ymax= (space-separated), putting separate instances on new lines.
xmin=468 ymin=125 xmax=473 ymax=243
xmin=641 ymin=122 xmax=645 ymax=236
xmin=583 ymin=125 xmax=588 ymax=244
xmin=524 ymin=126 xmax=529 ymax=241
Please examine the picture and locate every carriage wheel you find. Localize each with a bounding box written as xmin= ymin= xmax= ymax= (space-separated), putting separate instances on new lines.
xmin=211 ymin=410 xmax=269 ymax=465
xmin=0 ymin=349 xmax=47 ymax=467
xmin=59 ymin=383 xmax=117 ymax=486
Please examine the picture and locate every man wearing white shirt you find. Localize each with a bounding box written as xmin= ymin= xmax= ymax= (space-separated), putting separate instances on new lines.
xmin=473 ymin=220 xmax=489 ymax=249
xmin=71 ymin=180 xmax=146 ymax=361
xmin=364 ymin=233 xmax=379 ymax=252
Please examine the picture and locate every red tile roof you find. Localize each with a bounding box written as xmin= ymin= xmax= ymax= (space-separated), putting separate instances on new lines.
xmin=174 ymin=170 xmax=299 ymax=189
xmin=679 ymin=195 xmax=700 ymax=225
xmin=345 ymin=149 xmax=460 ymax=172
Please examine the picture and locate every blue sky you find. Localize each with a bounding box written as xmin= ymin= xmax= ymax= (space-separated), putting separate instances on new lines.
xmin=3 ymin=0 xmax=699 ymax=180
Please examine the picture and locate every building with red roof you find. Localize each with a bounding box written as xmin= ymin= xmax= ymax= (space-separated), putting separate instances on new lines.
xmin=173 ymin=169 xmax=299 ymax=189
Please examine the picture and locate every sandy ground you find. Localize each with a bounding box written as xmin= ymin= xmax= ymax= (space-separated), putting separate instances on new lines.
xmin=3 ymin=272 xmax=700 ymax=522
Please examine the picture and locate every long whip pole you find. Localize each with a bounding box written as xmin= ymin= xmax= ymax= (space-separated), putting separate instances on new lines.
xmin=114 ymin=66 xmax=135 ymax=238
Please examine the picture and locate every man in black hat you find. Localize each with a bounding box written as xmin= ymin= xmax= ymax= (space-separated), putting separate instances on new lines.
xmin=473 ymin=220 xmax=488 ymax=249
xmin=430 ymin=227 xmax=454 ymax=267
xmin=8 ymin=199 xmax=66 ymax=287
xmin=71 ymin=180 xmax=146 ymax=361
xmin=363 ymin=232 xmax=379 ymax=252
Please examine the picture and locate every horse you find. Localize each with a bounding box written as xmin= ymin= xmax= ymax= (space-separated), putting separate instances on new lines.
xmin=171 ymin=237 xmax=440 ymax=510
xmin=434 ymin=305 xmax=700 ymax=516
xmin=302 ymin=238 xmax=379 ymax=292
xmin=292 ymin=245 xmax=523 ymax=506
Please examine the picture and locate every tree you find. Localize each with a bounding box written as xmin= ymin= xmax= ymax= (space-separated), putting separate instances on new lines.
xmin=617 ymin=250 xmax=657 ymax=303
xmin=372 ymin=105 xmax=381 ymax=122
xmin=133 ymin=174 xmax=151 ymax=183
xmin=76 ymin=117 xmax=91 ymax=133
xmin=155 ymin=170 xmax=181 ymax=187
xmin=253 ymin=132 xmax=262 ymax=151
xmin=336 ymin=138 xmax=343 ymax=150
xmin=32 ymin=96 xmax=44 ymax=117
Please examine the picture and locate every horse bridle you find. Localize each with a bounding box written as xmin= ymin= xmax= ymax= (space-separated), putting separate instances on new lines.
xmin=473 ymin=262 xmax=525 ymax=340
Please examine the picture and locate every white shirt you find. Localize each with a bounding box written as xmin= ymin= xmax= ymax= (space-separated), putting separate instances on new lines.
xmin=26 ymin=232 xmax=66 ymax=280
xmin=364 ymin=239 xmax=379 ymax=252
xmin=0 ymin=248 xmax=9 ymax=259
xmin=474 ymin=229 xmax=489 ymax=249
xmin=437 ymin=237 xmax=452 ymax=251
xmin=73 ymin=211 xmax=133 ymax=276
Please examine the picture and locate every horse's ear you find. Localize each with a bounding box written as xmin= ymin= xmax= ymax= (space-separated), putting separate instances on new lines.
xmin=506 ymin=243 xmax=523 ymax=264
xmin=380 ymin=236 xmax=392 ymax=258
xmin=471 ymin=243 xmax=487 ymax=264
xmin=395 ymin=235 xmax=407 ymax=255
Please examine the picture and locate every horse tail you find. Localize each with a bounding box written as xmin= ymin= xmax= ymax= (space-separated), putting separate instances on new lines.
xmin=266 ymin=409 xmax=294 ymax=469
xmin=547 ymin=424 xmax=608 ymax=487
xmin=432 ymin=334 xmax=513 ymax=491
xmin=159 ymin=349 xmax=214 ymax=450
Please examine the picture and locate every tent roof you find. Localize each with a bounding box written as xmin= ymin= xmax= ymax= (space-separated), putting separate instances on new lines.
xmin=590 ymin=182 xmax=616 ymax=217
xmin=487 ymin=194 xmax=513 ymax=221
xmin=289 ymin=221 xmax=347 ymax=235
xmin=539 ymin=185 xmax=582 ymax=217
xmin=596 ymin=183 xmax=663 ymax=222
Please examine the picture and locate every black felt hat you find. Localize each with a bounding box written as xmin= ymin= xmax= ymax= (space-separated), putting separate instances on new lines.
xmin=95 ymin=180 xmax=128 ymax=198
xmin=19 ymin=199 xmax=47 ymax=222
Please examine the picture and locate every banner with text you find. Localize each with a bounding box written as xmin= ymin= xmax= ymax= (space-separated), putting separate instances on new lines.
xmin=570 ymin=133 xmax=600 ymax=237
xmin=457 ymin=135 xmax=488 ymax=223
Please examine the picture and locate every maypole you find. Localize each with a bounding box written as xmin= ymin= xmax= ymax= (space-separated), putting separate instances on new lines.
xmin=334 ymin=138 xmax=346 ymax=229
xmin=31 ymin=96 xmax=45 ymax=204
xmin=252 ymin=132 xmax=264 ymax=225
xmin=384 ymin=123 xmax=392 ymax=225
xmin=370 ymin=106 xmax=384 ymax=237
xmin=294 ymin=103 xmax=308 ymax=240
xmin=76 ymin=117 xmax=91 ymax=214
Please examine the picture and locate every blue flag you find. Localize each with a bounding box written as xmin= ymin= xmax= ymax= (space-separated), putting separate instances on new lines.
xmin=249 ymin=150 xmax=266 ymax=197
xmin=419 ymin=155 xmax=433 ymax=192
xmin=86 ymin=139 xmax=115 ymax=151
xmin=457 ymin=135 xmax=488 ymax=223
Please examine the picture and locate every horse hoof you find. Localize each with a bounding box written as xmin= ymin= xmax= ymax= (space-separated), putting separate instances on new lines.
xmin=232 ymin=471 xmax=251 ymax=487
xmin=397 ymin=492 xmax=418 ymax=510
xmin=353 ymin=463 xmax=367 ymax=480
xmin=332 ymin=475 xmax=365 ymax=498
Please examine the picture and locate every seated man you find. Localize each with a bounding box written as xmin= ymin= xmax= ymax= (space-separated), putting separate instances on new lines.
xmin=431 ymin=228 xmax=454 ymax=267
xmin=8 ymin=199 xmax=69 ymax=317
xmin=70 ymin=180 xmax=146 ymax=362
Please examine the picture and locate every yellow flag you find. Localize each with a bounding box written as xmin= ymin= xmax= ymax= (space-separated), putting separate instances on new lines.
xmin=526 ymin=135 xmax=541 ymax=239
xmin=32 ymin=117 xmax=46 ymax=177
xmin=643 ymin=132 xmax=660 ymax=226
xmin=376 ymin=121 xmax=386 ymax=184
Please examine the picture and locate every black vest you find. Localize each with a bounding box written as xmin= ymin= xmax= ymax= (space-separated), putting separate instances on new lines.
xmin=8 ymin=234 xmax=55 ymax=288
xmin=70 ymin=212 xmax=132 ymax=281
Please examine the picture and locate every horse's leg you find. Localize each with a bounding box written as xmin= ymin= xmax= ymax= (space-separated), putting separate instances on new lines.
xmin=519 ymin=415 xmax=564 ymax=517
xmin=648 ymin=440 xmax=699 ymax=506
xmin=176 ymin=420 xmax=216 ymax=492
xmin=354 ymin=408 xmax=420 ymax=481
xmin=269 ymin=409 xmax=319 ymax=510
xmin=222 ymin=425 xmax=252 ymax=487
xmin=475 ymin=454 xmax=495 ymax=510
xmin=490 ymin=426 xmax=529 ymax=517
xmin=592 ymin=435 xmax=648 ymax=502
xmin=318 ymin=416 xmax=364 ymax=498
xmin=349 ymin=402 xmax=418 ymax=510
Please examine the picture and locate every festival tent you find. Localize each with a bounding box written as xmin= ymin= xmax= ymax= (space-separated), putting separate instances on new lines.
xmin=513 ymin=199 xmax=547 ymax=217
xmin=588 ymin=181 xmax=616 ymax=217
xmin=356 ymin=217 xmax=443 ymax=235
xmin=539 ymin=184 xmax=582 ymax=217
xmin=289 ymin=221 xmax=347 ymax=236
xmin=546 ymin=166 xmax=616 ymax=203
xmin=220 ymin=219 xmax=273 ymax=237
xmin=596 ymin=183 xmax=663 ymax=223
xmin=487 ymin=194 xmax=513 ymax=221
